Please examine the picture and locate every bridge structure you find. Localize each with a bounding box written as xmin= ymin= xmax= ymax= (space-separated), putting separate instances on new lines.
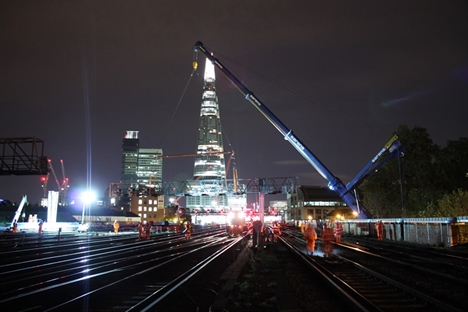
xmin=0 ymin=137 xmax=48 ymax=176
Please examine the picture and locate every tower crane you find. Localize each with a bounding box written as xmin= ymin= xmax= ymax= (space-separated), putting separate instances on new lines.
xmin=224 ymin=151 xmax=240 ymax=193
xmin=41 ymin=174 xmax=49 ymax=199
xmin=60 ymin=159 xmax=69 ymax=205
xmin=44 ymin=159 xmax=69 ymax=206
xmin=48 ymin=159 xmax=61 ymax=194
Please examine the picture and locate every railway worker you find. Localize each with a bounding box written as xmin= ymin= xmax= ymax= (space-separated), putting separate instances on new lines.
xmin=138 ymin=222 xmax=144 ymax=240
xmin=252 ymin=219 xmax=263 ymax=248
xmin=38 ymin=220 xmax=44 ymax=235
xmin=300 ymin=221 xmax=306 ymax=234
xmin=184 ymin=222 xmax=191 ymax=240
xmin=271 ymin=221 xmax=281 ymax=242
xmin=12 ymin=219 xmax=18 ymax=233
xmin=334 ymin=221 xmax=343 ymax=244
xmin=264 ymin=225 xmax=272 ymax=243
xmin=376 ymin=220 xmax=384 ymax=240
xmin=304 ymin=223 xmax=317 ymax=255
xmin=113 ymin=220 xmax=120 ymax=234
xmin=144 ymin=221 xmax=151 ymax=239
xmin=321 ymin=224 xmax=334 ymax=257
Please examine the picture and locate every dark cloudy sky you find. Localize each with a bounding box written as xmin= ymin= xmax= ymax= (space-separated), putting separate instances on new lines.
xmin=1 ymin=0 xmax=467 ymax=205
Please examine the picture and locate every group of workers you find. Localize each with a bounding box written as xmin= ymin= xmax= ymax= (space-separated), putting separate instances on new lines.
xmin=303 ymin=223 xmax=335 ymax=257
xmin=302 ymin=221 xmax=342 ymax=257
xmin=137 ymin=221 xmax=152 ymax=240
xmin=251 ymin=220 xmax=283 ymax=250
xmin=136 ymin=221 xmax=192 ymax=240
xmin=303 ymin=220 xmax=384 ymax=256
xmin=9 ymin=217 xmax=384 ymax=257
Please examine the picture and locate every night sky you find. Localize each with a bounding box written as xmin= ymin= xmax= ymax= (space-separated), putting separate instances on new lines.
xmin=1 ymin=1 xmax=467 ymax=205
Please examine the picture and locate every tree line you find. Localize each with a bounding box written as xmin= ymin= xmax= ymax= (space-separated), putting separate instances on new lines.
xmin=360 ymin=125 xmax=468 ymax=218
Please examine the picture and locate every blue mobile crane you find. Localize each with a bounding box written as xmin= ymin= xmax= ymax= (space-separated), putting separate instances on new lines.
xmin=194 ymin=41 xmax=403 ymax=219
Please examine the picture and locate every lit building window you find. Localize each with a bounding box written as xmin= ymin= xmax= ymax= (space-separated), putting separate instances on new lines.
xmin=149 ymin=200 xmax=153 ymax=204
xmin=143 ymin=213 xmax=147 ymax=218
xmin=144 ymin=207 xmax=147 ymax=211
xmin=138 ymin=206 xmax=142 ymax=212
xmin=149 ymin=208 xmax=152 ymax=212
xmin=138 ymin=199 xmax=142 ymax=204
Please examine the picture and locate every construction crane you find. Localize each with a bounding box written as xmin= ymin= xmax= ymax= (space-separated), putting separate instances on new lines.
xmin=224 ymin=151 xmax=240 ymax=193
xmin=60 ymin=159 xmax=69 ymax=205
xmin=48 ymin=159 xmax=61 ymax=194
xmin=43 ymin=159 xmax=69 ymax=206
xmin=194 ymin=41 xmax=404 ymax=219
xmin=40 ymin=174 xmax=49 ymax=199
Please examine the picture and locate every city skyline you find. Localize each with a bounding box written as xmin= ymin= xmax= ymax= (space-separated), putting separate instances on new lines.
xmin=1 ymin=1 xmax=467 ymax=204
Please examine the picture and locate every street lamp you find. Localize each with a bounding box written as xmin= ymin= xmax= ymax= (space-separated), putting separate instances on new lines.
xmin=81 ymin=190 xmax=96 ymax=225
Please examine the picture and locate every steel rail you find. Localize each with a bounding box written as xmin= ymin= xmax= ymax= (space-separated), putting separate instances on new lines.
xmin=41 ymin=237 xmax=232 ymax=311
xmin=127 ymin=235 xmax=245 ymax=311
xmin=279 ymin=235 xmax=375 ymax=312
xmin=280 ymin=232 xmax=464 ymax=312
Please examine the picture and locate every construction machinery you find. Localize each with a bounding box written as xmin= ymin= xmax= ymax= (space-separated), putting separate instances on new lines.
xmin=193 ymin=41 xmax=404 ymax=219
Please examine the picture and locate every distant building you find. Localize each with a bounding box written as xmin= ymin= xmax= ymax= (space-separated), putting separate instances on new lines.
xmin=112 ymin=131 xmax=164 ymax=218
xmin=287 ymin=185 xmax=351 ymax=221
xmin=269 ymin=200 xmax=288 ymax=217
xmin=129 ymin=195 xmax=165 ymax=224
xmin=72 ymin=206 xmax=140 ymax=225
xmin=120 ymin=131 xmax=163 ymax=186
xmin=137 ymin=148 xmax=162 ymax=186
xmin=121 ymin=130 xmax=140 ymax=184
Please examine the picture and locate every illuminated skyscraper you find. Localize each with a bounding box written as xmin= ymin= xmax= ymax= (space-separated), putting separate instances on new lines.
xmin=121 ymin=131 xmax=139 ymax=183
xmin=187 ymin=58 xmax=228 ymax=209
xmin=137 ymin=148 xmax=163 ymax=187
xmin=120 ymin=131 xmax=162 ymax=187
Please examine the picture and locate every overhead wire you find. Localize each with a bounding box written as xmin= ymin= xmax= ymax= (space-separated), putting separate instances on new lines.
xmin=158 ymin=62 xmax=198 ymax=147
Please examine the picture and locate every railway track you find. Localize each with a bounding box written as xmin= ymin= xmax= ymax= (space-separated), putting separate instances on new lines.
xmin=339 ymin=237 xmax=468 ymax=284
xmin=280 ymin=229 xmax=466 ymax=311
xmin=0 ymin=227 xmax=247 ymax=311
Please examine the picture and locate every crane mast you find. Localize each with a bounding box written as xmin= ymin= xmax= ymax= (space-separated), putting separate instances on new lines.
xmin=48 ymin=159 xmax=61 ymax=193
xmin=60 ymin=159 xmax=69 ymax=205
xmin=45 ymin=159 xmax=69 ymax=206
xmin=193 ymin=41 xmax=400 ymax=219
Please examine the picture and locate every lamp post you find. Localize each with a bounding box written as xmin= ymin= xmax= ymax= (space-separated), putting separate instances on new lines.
xmin=81 ymin=190 xmax=95 ymax=225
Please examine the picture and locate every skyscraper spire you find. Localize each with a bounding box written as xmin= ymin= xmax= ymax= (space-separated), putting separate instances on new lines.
xmin=187 ymin=57 xmax=228 ymax=210
xmin=192 ymin=57 xmax=226 ymax=180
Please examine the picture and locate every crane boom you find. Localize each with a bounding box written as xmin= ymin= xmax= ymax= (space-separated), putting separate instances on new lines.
xmin=48 ymin=159 xmax=60 ymax=191
xmin=193 ymin=41 xmax=386 ymax=219
xmin=59 ymin=159 xmax=69 ymax=205
xmin=60 ymin=159 xmax=66 ymax=186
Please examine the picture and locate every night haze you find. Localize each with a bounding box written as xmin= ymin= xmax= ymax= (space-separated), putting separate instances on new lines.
xmin=1 ymin=1 xmax=467 ymax=205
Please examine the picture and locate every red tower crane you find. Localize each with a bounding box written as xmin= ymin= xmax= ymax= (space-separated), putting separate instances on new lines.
xmin=41 ymin=159 xmax=69 ymax=206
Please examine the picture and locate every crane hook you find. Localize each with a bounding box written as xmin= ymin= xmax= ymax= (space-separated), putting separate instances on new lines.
xmin=192 ymin=50 xmax=199 ymax=71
